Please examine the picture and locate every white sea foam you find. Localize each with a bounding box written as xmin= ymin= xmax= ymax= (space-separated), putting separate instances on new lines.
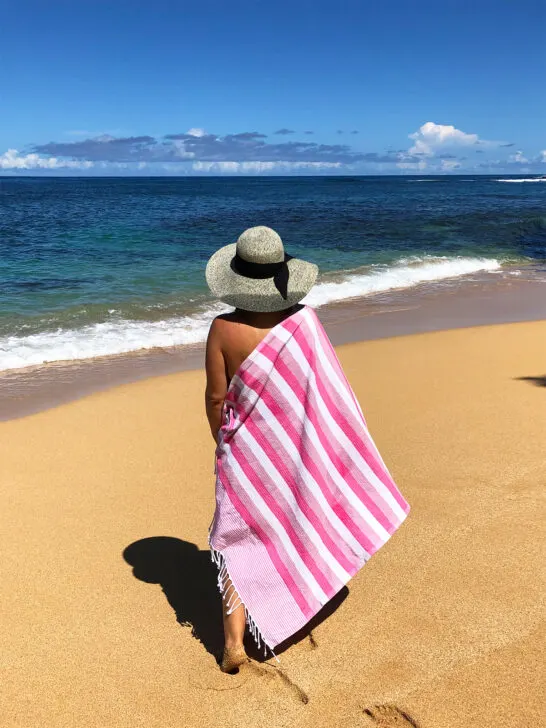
xmin=302 ymin=255 xmax=501 ymax=307
xmin=0 ymin=256 xmax=502 ymax=372
xmin=496 ymin=177 xmax=546 ymax=183
xmin=0 ymin=302 xmax=229 ymax=372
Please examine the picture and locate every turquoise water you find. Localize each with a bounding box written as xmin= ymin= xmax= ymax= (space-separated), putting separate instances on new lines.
xmin=1 ymin=175 xmax=545 ymax=370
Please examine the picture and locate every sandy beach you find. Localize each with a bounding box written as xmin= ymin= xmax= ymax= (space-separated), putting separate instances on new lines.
xmin=2 ymin=319 xmax=545 ymax=728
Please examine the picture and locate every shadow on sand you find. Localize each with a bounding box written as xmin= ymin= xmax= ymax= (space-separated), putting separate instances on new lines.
xmin=516 ymin=375 xmax=546 ymax=388
xmin=123 ymin=536 xmax=348 ymax=662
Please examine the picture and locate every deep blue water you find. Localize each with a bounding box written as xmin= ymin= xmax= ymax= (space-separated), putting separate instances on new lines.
xmin=1 ymin=175 xmax=545 ymax=370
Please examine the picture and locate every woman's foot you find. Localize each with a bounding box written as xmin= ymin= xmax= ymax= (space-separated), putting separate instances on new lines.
xmin=220 ymin=645 xmax=249 ymax=673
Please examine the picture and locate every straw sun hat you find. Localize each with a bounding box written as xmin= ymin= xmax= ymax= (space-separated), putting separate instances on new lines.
xmin=205 ymin=226 xmax=318 ymax=312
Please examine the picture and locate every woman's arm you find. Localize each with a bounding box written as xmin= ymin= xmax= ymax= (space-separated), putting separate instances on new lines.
xmin=205 ymin=318 xmax=228 ymax=443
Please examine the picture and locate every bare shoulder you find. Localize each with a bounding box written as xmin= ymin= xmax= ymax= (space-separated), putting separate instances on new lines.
xmin=210 ymin=312 xmax=238 ymax=331
xmin=207 ymin=312 xmax=238 ymax=345
xmin=215 ymin=311 xmax=240 ymax=326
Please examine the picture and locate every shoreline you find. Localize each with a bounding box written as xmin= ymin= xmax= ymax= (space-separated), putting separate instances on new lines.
xmin=1 ymin=274 xmax=545 ymax=421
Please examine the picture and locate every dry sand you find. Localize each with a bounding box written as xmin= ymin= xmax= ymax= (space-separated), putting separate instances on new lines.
xmin=1 ymin=321 xmax=545 ymax=728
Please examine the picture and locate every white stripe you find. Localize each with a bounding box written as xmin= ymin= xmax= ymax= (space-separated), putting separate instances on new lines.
xmin=253 ymin=396 xmax=370 ymax=557
xmin=303 ymin=309 xmax=366 ymax=426
xmin=237 ymin=424 xmax=352 ymax=584
xmin=254 ymin=349 xmax=390 ymax=542
xmin=260 ymin=359 xmax=391 ymax=541
xmin=301 ymin=308 xmax=362 ymax=418
xmin=225 ymin=449 xmax=330 ymax=604
xmin=272 ymin=323 xmax=294 ymax=344
xmin=286 ymin=332 xmax=407 ymax=523
xmin=304 ymin=309 xmax=387 ymax=467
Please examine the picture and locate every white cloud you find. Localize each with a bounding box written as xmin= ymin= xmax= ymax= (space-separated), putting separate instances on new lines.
xmin=0 ymin=148 xmax=94 ymax=170
xmin=396 ymin=156 xmax=461 ymax=173
xmin=509 ymin=150 xmax=528 ymax=163
xmin=396 ymin=160 xmax=428 ymax=171
xmin=408 ymin=122 xmax=480 ymax=156
xmin=240 ymin=161 xmax=276 ymax=172
xmin=294 ymin=162 xmax=342 ymax=169
xmin=99 ymin=162 xmax=128 ymax=169
xmin=540 ymin=150 xmax=546 ymax=163
xmin=172 ymin=140 xmax=195 ymax=159
xmin=94 ymin=134 xmax=117 ymax=143
xmin=441 ymin=159 xmax=461 ymax=171
xmin=191 ymin=160 xmax=341 ymax=173
xmin=186 ymin=127 xmax=206 ymax=137
xmin=192 ymin=161 xmax=235 ymax=172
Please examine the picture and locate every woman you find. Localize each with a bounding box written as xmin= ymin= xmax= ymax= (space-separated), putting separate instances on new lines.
xmin=205 ymin=226 xmax=409 ymax=673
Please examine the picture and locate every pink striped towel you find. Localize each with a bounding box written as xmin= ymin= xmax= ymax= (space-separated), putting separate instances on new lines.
xmin=209 ymin=305 xmax=409 ymax=652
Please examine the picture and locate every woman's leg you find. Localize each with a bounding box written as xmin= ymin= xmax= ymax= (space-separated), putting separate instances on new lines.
xmin=220 ymin=579 xmax=248 ymax=672
xmin=222 ymin=579 xmax=246 ymax=648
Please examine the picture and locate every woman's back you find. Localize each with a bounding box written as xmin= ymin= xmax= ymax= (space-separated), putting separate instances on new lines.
xmin=204 ymin=305 xmax=301 ymax=443
xmin=215 ymin=306 xmax=300 ymax=380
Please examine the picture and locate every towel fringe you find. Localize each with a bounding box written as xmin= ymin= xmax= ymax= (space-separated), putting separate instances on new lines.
xmin=210 ymin=545 xmax=277 ymax=661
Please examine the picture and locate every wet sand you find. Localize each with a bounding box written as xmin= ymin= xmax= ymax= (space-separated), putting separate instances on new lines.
xmin=1 ymin=319 xmax=545 ymax=727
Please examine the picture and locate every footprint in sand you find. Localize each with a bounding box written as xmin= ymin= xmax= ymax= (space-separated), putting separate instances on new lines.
xmin=247 ymin=662 xmax=310 ymax=704
xmin=363 ymin=704 xmax=419 ymax=727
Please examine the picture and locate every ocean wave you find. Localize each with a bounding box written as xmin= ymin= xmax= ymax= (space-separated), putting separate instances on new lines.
xmin=496 ymin=177 xmax=546 ymax=183
xmin=302 ymin=255 xmax=501 ymax=307
xmin=0 ymin=302 xmax=228 ymax=372
xmin=0 ymin=256 xmax=502 ymax=372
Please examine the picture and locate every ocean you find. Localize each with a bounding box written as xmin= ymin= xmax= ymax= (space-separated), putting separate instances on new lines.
xmin=1 ymin=174 xmax=545 ymax=373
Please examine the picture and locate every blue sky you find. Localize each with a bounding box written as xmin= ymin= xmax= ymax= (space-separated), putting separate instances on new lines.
xmin=1 ymin=0 xmax=545 ymax=175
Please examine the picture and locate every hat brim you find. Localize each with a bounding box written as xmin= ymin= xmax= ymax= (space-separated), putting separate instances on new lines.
xmin=206 ymin=243 xmax=318 ymax=313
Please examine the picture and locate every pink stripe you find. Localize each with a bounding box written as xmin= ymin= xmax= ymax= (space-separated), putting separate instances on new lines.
xmin=262 ymin=340 xmax=394 ymax=531
xmin=289 ymin=331 xmax=401 ymax=528
xmin=306 ymin=317 xmax=409 ymax=513
xmin=230 ymin=439 xmax=339 ymax=598
xmin=244 ymin=415 xmax=357 ymax=575
xmin=241 ymin=360 xmax=371 ymax=545
xmin=218 ymin=464 xmax=314 ymax=620
xmin=240 ymin=366 xmax=379 ymax=554
xmin=291 ymin=326 xmax=408 ymax=517
xmin=259 ymin=340 xmax=397 ymax=534
xmin=305 ymin=310 xmax=368 ymax=427
xmin=223 ymin=454 xmax=320 ymax=613
xmin=250 ymin=404 xmax=375 ymax=555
